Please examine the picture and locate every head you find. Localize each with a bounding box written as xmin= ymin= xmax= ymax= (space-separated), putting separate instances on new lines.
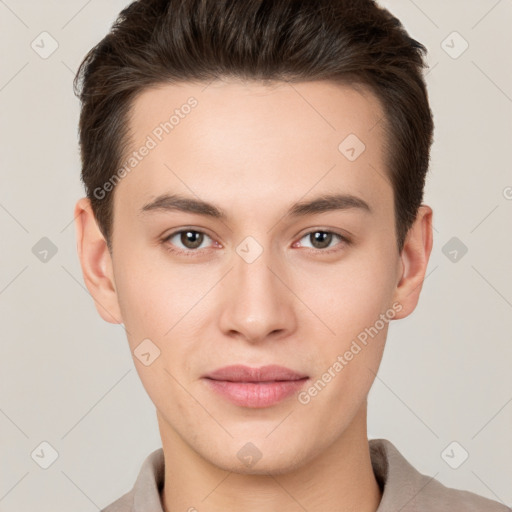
xmin=74 ymin=0 xmax=434 ymax=474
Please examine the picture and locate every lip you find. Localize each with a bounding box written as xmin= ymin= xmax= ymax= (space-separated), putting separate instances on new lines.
xmin=204 ymin=364 xmax=308 ymax=382
xmin=202 ymin=365 xmax=309 ymax=408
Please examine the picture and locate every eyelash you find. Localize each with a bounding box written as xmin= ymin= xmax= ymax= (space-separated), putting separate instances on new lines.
xmin=161 ymin=228 xmax=351 ymax=257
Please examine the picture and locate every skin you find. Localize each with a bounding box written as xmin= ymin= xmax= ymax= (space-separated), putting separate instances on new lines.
xmin=74 ymin=79 xmax=433 ymax=512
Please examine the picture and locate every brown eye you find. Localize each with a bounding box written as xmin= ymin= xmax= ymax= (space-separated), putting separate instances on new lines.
xmin=297 ymin=230 xmax=349 ymax=252
xmin=164 ymin=230 xmax=212 ymax=252
xmin=179 ymin=230 xmax=204 ymax=249
xmin=309 ymin=231 xmax=333 ymax=249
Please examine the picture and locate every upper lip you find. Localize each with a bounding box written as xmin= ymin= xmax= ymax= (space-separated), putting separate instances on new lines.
xmin=203 ymin=365 xmax=308 ymax=382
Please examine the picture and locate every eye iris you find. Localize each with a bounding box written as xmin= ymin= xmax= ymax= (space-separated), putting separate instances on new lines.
xmin=175 ymin=231 xmax=336 ymax=251
xmin=181 ymin=231 xmax=203 ymax=249
xmin=311 ymin=231 xmax=332 ymax=249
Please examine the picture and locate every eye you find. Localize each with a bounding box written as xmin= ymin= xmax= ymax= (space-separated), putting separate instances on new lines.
xmin=295 ymin=230 xmax=349 ymax=252
xmin=163 ymin=229 xmax=215 ymax=254
xmin=161 ymin=228 xmax=350 ymax=257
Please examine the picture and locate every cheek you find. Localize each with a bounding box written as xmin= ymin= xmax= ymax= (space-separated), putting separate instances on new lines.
xmin=112 ymin=254 xmax=170 ymax=351
xmin=113 ymin=261 xmax=199 ymax=405
xmin=113 ymin=246 xmax=185 ymax=328
xmin=315 ymin=244 xmax=398 ymax=390
xmin=113 ymin=252 xmax=215 ymax=382
xmin=299 ymin=253 xmax=398 ymax=343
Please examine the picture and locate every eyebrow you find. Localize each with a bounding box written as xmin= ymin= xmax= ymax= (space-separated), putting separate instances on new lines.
xmin=138 ymin=192 xmax=372 ymax=220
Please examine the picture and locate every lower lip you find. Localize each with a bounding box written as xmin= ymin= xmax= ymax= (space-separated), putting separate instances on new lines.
xmin=203 ymin=378 xmax=309 ymax=408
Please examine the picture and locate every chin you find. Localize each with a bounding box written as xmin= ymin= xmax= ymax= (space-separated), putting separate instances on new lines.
xmin=203 ymin=439 xmax=313 ymax=476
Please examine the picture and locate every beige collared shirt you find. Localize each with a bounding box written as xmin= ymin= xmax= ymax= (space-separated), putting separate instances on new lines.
xmin=101 ymin=438 xmax=510 ymax=511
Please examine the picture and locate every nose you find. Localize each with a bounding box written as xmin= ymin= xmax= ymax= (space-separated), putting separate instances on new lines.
xmin=217 ymin=242 xmax=297 ymax=345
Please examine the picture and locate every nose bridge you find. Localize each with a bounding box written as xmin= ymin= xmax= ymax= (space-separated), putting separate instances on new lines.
xmin=218 ymin=234 xmax=295 ymax=341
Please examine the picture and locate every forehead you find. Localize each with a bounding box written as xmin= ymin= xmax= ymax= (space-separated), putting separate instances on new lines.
xmin=129 ymin=79 xmax=384 ymax=146
xmin=114 ymin=79 xmax=391 ymax=220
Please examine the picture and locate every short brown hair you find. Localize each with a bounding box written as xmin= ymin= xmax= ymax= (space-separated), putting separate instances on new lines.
xmin=74 ymin=0 xmax=434 ymax=253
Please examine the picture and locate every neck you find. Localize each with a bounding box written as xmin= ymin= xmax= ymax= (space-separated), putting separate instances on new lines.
xmin=159 ymin=404 xmax=382 ymax=512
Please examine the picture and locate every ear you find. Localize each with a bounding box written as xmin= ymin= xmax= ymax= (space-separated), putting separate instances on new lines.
xmin=392 ymin=205 xmax=433 ymax=319
xmin=74 ymin=197 xmax=123 ymax=324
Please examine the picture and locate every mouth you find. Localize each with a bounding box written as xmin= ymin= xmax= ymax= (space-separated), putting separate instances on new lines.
xmin=202 ymin=365 xmax=309 ymax=408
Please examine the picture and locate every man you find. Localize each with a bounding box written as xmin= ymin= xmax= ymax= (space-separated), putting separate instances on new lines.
xmin=73 ymin=0 xmax=510 ymax=510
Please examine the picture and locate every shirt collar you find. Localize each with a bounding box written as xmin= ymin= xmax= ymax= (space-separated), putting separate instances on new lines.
xmin=132 ymin=447 xmax=165 ymax=512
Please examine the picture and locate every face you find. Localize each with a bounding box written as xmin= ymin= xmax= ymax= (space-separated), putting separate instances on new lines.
xmin=83 ymin=79 xmax=419 ymax=474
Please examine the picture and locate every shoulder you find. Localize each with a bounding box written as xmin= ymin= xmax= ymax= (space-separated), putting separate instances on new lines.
xmin=99 ymin=448 xmax=165 ymax=512
xmin=370 ymin=438 xmax=510 ymax=512
xmin=416 ymin=474 xmax=510 ymax=511
xmin=100 ymin=490 xmax=134 ymax=512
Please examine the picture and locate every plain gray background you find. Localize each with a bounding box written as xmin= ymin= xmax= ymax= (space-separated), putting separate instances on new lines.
xmin=0 ymin=0 xmax=511 ymax=510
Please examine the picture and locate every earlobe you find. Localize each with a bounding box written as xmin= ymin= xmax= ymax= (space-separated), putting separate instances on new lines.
xmin=74 ymin=197 xmax=123 ymax=324
xmin=392 ymin=205 xmax=433 ymax=320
